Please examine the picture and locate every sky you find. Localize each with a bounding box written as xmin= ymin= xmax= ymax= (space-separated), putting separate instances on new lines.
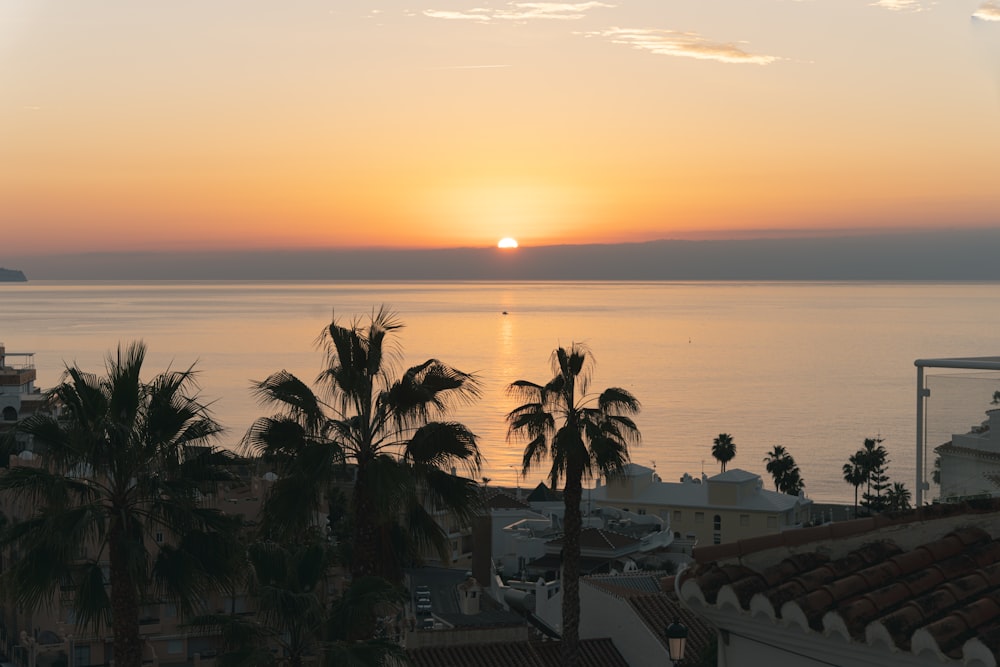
xmin=2 ymin=1 xmax=999 ymax=258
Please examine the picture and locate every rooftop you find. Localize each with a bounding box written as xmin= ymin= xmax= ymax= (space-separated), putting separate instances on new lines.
xmin=585 ymin=572 xmax=716 ymax=664
xmin=592 ymin=467 xmax=806 ymax=513
xmin=680 ymin=498 xmax=1000 ymax=665
xmin=407 ymin=637 xmax=629 ymax=667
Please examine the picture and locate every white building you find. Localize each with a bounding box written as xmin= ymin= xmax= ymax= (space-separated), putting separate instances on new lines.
xmin=936 ymin=408 xmax=1000 ymax=501
xmin=0 ymin=343 xmax=47 ymax=429
xmin=589 ymin=463 xmax=811 ymax=546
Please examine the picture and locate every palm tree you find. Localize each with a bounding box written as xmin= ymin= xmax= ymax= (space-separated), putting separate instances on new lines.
xmin=712 ymin=433 xmax=736 ymax=473
xmin=763 ymin=445 xmax=791 ymax=491
xmin=842 ymin=455 xmax=865 ymax=518
xmin=243 ymin=307 xmax=483 ymax=583
xmin=506 ymin=344 xmax=640 ymax=667
xmin=885 ymin=481 xmax=912 ymax=512
xmin=0 ymin=342 xmax=241 ymax=667
xmin=763 ymin=445 xmax=805 ymax=495
xmin=191 ymin=537 xmax=405 ymax=667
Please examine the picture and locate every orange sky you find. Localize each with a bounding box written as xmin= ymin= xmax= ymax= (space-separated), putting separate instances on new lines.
xmin=2 ymin=1 xmax=999 ymax=255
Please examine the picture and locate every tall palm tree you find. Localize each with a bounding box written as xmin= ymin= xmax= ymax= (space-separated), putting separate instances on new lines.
xmin=763 ymin=445 xmax=791 ymax=491
xmin=243 ymin=307 xmax=483 ymax=583
xmin=506 ymin=344 xmax=640 ymax=667
xmin=763 ymin=444 xmax=805 ymax=495
xmin=711 ymin=433 xmax=736 ymax=473
xmin=842 ymin=454 xmax=865 ymax=518
xmin=0 ymin=342 xmax=241 ymax=667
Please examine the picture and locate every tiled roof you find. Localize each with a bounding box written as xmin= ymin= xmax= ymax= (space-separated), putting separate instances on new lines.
xmin=710 ymin=469 xmax=760 ymax=483
xmin=680 ymin=499 xmax=1000 ymax=664
xmin=407 ymin=638 xmax=629 ymax=667
xmin=484 ymin=489 xmax=531 ymax=510
xmin=527 ymin=482 xmax=560 ymax=503
xmin=584 ymin=572 xmax=716 ymax=664
xmin=547 ymin=527 xmax=641 ymax=551
xmin=587 ymin=571 xmax=668 ymax=596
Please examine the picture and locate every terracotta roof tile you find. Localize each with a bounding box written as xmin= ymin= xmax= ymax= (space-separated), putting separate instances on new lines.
xmin=484 ymin=489 xmax=531 ymax=510
xmin=680 ymin=500 xmax=1000 ymax=664
xmin=407 ymin=638 xmax=629 ymax=667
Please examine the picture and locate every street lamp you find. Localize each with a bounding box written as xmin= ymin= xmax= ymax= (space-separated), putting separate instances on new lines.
xmin=665 ymin=618 xmax=688 ymax=665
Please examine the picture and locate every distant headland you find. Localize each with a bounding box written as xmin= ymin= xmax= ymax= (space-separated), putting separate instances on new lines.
xmin=6 ymin=229 xmax=1000 ymax=281
xmin=0 ymin=267 xmax=27 ymax=282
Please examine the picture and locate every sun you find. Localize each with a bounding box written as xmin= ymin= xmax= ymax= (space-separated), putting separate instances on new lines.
xmin=498 ymin=237 xmax=519 ymax=249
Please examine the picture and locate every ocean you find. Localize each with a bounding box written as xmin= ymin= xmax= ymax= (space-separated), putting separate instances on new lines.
xmin=3 ymin=280 xmax=1000 ymax=503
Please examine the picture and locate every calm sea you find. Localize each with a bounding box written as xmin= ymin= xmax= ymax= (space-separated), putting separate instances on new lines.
xmin=3 ymin=280 xmax=1000 ymax=503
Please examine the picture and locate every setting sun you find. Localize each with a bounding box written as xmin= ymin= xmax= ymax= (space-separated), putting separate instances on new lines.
xmin=498 ymin=237 xmax=519 ymax=249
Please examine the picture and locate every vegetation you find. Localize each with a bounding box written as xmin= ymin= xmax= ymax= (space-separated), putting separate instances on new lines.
xmin=763 ymin=444 xmax=805 ymax=495
xmin=711 ymin=433 xmax=736 ymax=473
xmin=506 ymin=344 xmax=640 ymax=667
xmin=842 ymin=455 xmax=866 ymax=518
xmin=243 ymin=306 xmax=484 ymax=582
xmin=190 ymin=536 xmax=406 ymax=667
xmin=843 ymin=436 xmax=910 ymax=515
xmin=0 ymin=342 xmax=242 ymax=667
xmin=885 ymin=481 xmax=912 ymax=512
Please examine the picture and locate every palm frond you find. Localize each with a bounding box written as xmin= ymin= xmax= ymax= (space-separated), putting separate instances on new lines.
xmin=404 ymin=422 xmax=481 ymax=476
xmin=250 ymin=371 xmax=327 ymax=434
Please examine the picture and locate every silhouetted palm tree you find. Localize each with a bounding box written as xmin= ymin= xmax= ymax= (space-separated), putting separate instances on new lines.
xmin=506 ymin=344 xmax=640 ymax=667
xmin=0 ymin=342 xmax=241 ymax=667
xmin=843 ymin=455 xmax=865 ymax=518
xmin=712 ymin=433 xmax=736 ymax=473
xmin=244 ymin=307 xmax=483 ymax=583
xmin=763 ymin=444 xmax=804 ymax=495
xmin=885 ymin=481 xmax=912 ymax=512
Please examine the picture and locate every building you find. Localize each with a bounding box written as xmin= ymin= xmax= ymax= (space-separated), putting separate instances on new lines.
xmin=0 ymin=343 xmax=49 ymax=443
xmin=0 ymin=449 xmax=276 ymax=666
xmin=936 ymin=408 xmax=1000 ymax=501
xmin=580 ymin=571 xmax=715 ymax=667
xmin=678 ymin=498 xmax=1000 ymax=666
xmin=590 ymin=463 xmax=812 ymax=546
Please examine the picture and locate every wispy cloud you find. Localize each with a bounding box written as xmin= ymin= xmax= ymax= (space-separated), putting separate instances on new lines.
xmin=430 ymin=64 xmax=513 ymax=69
xmin=582 ymin=28 xmax=781 ymax=65
xmin=870 ymin=0 xmax=933 ymax=12
xmin=424 ymin=2 xmax=614 ymax=23
xmin=973 ymin=0 xmax=1000 ymax=20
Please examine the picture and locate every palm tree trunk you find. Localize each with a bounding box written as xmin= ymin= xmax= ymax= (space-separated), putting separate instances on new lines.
xmin=561 ymin=464 xmax=584 ymax=667
xmin=109 ymin=525 xmax=143 ymax=667
xmin=351 ymin=464 xmax=378 ymax=580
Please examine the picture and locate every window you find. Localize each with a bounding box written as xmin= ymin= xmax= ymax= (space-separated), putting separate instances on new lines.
xmin=155 ymin=531 xmax=164 ymax=544
xmin=2 ymin=406 xmax=16 ymax=421
xmin=167 ymin=639 xmax=183 ymax=654
xmin=673 ymin=510 xmax=681 ymax=523
xmin=740 ymin=514 xmax=750 ymax=527
xmin=713 ymin=515 xmax=722 ymax=531
xmin=713 ymin=534 xmax=721 ymax=545
xmin=767 ymin=515 xmax=778 ymax=529
xmin=695 ymin=512 xmax=705 ymax=523
xmin=637 ymin=508 xmax=646 ymax=515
